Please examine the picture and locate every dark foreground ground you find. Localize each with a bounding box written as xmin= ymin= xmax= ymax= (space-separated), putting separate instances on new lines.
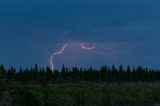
xmin=0 ymin=82 xmax=160 ymax=106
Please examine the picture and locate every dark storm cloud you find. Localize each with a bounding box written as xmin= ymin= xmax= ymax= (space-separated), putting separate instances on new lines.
xmin=0 ymin=0 xmax=160 ymax=68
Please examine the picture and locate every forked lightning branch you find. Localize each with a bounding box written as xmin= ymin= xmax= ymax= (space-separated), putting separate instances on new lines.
xmin=49 ymin=43 xmax=117 ymax=72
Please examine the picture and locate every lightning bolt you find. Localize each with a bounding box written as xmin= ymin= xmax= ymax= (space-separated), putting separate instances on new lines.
xmin=49 ymin=43 xmax=69 ymax=72
xmin=96 ymin=44 xmax=117 ymax=64
xmin=80 ymin=43 xmax=96 ymax=50
xmin=80 ymin=43 xmax=117 ymax=64
xmin=49 ymin=42 xmax=118 ymax=72
xmin=92 ymin=50 xmax=117 ymax=64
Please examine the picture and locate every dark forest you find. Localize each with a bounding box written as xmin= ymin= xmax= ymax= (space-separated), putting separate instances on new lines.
xmin=1 ymin=64 xmax=160 ymax=106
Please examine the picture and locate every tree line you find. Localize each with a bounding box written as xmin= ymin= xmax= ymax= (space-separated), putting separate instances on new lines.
xmin=0 ymin=64 xmax=160 ymax=84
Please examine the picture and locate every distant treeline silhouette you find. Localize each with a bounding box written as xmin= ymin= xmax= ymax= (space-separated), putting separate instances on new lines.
xmin=0 ymin=64 xmax=160 ymax=83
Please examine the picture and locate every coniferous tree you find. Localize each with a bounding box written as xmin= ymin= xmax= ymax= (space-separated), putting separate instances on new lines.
xmin=0 ymin=64 xmax=5 ymax=79
xmin=126 ymin=65 xmax=131 ymax=82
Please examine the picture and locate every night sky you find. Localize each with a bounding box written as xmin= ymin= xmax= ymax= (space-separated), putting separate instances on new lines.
xmin=0 ymin=0 xmax=160 ymax=69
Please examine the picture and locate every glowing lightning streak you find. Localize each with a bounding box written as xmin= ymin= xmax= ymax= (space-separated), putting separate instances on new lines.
xmin=96 ymin=44 xmax=117 ymax=64
xmin=92 ymin=50 xmax=117 ymax=64
xmin=81 ymin=43 xmax=117 ymax=64
xmin=80 ymin=43 xmax=96 ymax=50
xmin=49 ymin=42 xmax=118 ymax=72
xmin=49 ymin=43 xmax=69 ymax=72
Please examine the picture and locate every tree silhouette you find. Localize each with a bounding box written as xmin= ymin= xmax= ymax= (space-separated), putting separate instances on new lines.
xmin=0 ymin=64 xmax=160 ymax=83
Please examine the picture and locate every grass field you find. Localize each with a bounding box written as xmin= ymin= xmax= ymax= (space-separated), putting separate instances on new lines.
xmin=1 ymin=82 xmax=160 ymax=106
